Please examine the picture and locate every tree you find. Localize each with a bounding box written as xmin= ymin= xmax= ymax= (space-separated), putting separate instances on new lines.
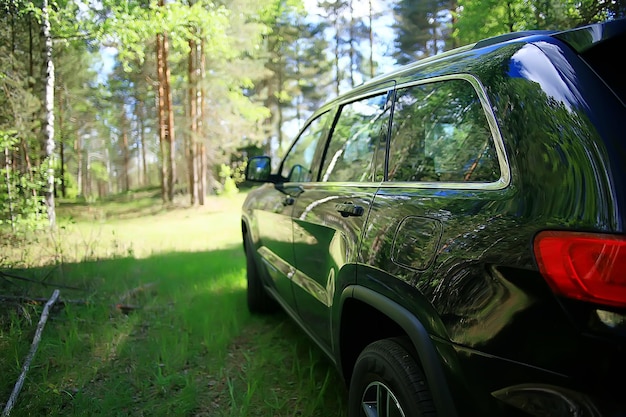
xmin=454 ymin=0 xmax=623 ymax=45
xmin=54 ymin=40 xmax=98 ymax=199
xmin=41 ymin=0 xmax=57 ymax=227
xmin=317 ymin=0 xmax=349 ymax=95
xmin=83 ymin=0 xmax=273 ymax=201
xmin=1 ymin=1 xmax=45 ymax=231
xmin=392 ymin=0 xmax=455 ymax=64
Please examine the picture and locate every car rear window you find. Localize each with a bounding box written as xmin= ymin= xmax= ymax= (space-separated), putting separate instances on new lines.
xmin=387 ymin=78 xmax=501 ymax=183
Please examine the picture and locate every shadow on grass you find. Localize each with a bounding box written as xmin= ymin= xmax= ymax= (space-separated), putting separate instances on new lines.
xmin=0 ymin=245 xmax=347 ymax=416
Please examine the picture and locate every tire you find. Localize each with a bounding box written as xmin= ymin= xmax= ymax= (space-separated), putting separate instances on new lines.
xmin=245 ymin=236 xmax=278 ymax=314
xmin=348 ymin=338 xmax=436 ymax=417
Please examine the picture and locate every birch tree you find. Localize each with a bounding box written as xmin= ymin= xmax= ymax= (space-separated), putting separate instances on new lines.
xmin=41 ymin=0 xmax=56 ymax=227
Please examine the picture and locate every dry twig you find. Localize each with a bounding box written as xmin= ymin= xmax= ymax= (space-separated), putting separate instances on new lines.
xmin=0 ymin=270 xmax=82 ymax=291
xmin=0 ymin=294 xmax=139 ymax=315
xmin=2 ymin=289 xmax=60 ymax=417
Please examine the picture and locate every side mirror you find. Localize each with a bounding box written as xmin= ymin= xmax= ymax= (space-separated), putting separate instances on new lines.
xmin=245 ymin=156 xmax=273 ymax=182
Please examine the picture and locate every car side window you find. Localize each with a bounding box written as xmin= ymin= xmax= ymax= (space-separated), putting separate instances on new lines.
xmin=320 ymin=92 xmax=391 ymax=182
xmin=388 ymin=79 xmax=500 ymax=183
xmin=281 ymin=111 xmax=333 ymax=182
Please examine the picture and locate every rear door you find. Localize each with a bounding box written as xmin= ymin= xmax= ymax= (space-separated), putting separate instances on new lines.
xmin=360 ymin=75 xmax=511 ymax=342
xmin=290 ymin=85 xmax=394 ymax=353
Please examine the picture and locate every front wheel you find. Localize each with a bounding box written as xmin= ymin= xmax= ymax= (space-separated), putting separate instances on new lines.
xmin=348 ymin=338 xmax=436 ymax=417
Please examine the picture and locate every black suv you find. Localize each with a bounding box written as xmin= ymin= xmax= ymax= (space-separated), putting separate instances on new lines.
xmin=241 ymin=19 xmax=626 ymax=417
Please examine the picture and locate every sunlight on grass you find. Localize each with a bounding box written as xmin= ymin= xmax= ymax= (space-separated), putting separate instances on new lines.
xmin=1 ymin=193 xmax=247 ymax=267
xmin=1 ymin=190 xmax=347 ymax=416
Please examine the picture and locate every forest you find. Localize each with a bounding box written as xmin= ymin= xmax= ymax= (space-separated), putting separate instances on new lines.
xmin=1 ymin=0 xmax=623 ymax=230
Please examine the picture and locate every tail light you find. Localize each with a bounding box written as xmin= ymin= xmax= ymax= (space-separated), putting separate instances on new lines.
xmin=534 ymin=231 xmax=626 ymax=308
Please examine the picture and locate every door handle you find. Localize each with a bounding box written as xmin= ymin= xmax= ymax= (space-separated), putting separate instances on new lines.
xmin=335 ymin=203 xmax=364 ymax=217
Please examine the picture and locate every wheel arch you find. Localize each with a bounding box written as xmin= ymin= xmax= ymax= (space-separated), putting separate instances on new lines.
xmin=241 ymin=218 xmax=248 ymax=244
xmin=338 ymin=285 xmax=459 ymax=417
xmin=241 ymin=215 xmax=256 ymax=251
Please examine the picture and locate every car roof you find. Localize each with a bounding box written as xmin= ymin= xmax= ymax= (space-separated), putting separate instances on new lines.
xmin=311 ymin=18 xmax=626 ymax=119
xmin=552 ymin=17 xmax=626 ymax=53
xmin=358 ymin=17 xmax=626 ymax=88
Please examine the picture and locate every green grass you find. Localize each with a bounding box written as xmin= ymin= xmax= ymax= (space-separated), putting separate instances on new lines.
xmin=0 ymin=190 xmax=347 ymax=416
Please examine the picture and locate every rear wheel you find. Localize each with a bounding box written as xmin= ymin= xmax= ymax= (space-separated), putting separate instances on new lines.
xmin=245 ymin=236 xmax=277 ymax=314
xmin=348 ymin=338 xmax=436 ymax=417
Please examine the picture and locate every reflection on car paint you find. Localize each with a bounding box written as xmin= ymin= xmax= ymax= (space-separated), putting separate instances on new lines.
xmin=241 ymin=19 xmax=626 ymax=417
xmin=391 ymin=216 xmax=443 ymax=271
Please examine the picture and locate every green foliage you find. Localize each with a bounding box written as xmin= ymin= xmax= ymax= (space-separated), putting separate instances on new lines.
xmin=218 ymin=163 xmax=240 ymax=195
xmin=89 ymin=161 xmax=109 ymax=183
xmin=233 ymin=161 xmax=247 ymax=185
xmin=393 ymin=0 xmax=452 ymax=62
xmin=62 ymin=171 xmax=79 ymax=200
xmin=87 ymin=0 xmax=237 ymax=69
xmin=0 ymin=173 xmax=48 ymax=233
xmin=2 ymin=0 xmax=622 ymax=211
xmin=0 ymin=130 xmax=19 ymax=149
xmin=0 ymin=132 xmax=49 ymax=233
xmin=453 ymin=0 xmax=616 ymax=44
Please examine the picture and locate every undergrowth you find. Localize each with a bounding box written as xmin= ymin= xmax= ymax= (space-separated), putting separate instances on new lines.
xmin=0 ymin=191 xmax=347 ymax=417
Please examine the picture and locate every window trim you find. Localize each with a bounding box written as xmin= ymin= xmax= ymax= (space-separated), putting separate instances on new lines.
xmin=278 ymin=108 xmax=336 ymax=183
xmin=384 ymin=74 xmax=511 ymax=191
xmin=317 ymin=83 xmax=396 ymax=184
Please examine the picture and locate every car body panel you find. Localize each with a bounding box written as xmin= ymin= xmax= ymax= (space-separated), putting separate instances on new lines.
xmin=241 ymin=18 xmax=626 ymax=417
xmin=243 ymin=183 xmax=299 ymax=311
xmin=291 ymin=183 xmax=380 ymax=351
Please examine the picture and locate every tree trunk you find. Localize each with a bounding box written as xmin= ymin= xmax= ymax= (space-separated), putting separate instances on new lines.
xmin=368 ymin=0 xmax=374 ymax=79
xmin=138 ymin=101 xmax=148 ymax=186
xmin=59 ymin=141 xmax=65 ymax=197
xmin=163 ymin=32 xmax=176 ymax=202
xmin=198 ymin=40 xmax=206 ymax=205
xmin=105 ymin=147 xmax=112 ymax=195
xmin=156 ymin=32 xmax=169 ymax=202
xmin=122 ymin=128 xmax=130 ymax=192
xmin=187 ymin=37 xmax=198 ymax=205
xmin=85 ymin=150 xmax=90 ymax=198
xmin=199 ymin=143 xmax=206 ymax=205
xmin=41 ymin=0 xmax=56 ymax=227
xmin=119 ymin=106 xmax=130 ymax=192
xmin=4 ymin=146 xmax=15 ymax=231
xmin=24 ymin=13 xmax=39 ymax=208
xmin=75 ymin=131 xmax=82 ymax=197
xmin=333 ymin=6 xmax=340 ymax=96
xmin=58 ymin=88 xmax=65 ymax=198
xmin=277 ymin=56 xmax=284 ymax=150
xmin=348 ymin=0 xmax=355 ymax=88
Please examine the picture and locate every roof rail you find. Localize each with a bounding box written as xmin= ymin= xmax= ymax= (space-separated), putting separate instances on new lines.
xmin=472 ymin=30 xmax=555 ymax=50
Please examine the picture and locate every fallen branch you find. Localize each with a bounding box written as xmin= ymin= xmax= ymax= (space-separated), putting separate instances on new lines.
xmin=2 ymin=289 xmax=60 ymax=417
xmin=0 ymin=294 xmax=87 ymax=306
xmin=0 ymin=270 xmax=82 ymax=291
xmin=0 ymin=294 xmax=140 ymax=315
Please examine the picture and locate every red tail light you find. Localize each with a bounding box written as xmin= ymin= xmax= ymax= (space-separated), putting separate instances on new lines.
xmin=534 ymin=231 xmax=626 ymax=308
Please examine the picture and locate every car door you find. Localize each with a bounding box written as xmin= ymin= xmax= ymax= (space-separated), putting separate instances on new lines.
xmin=289 ymin=86 xmax=395 ymax=353
xmin=253 ymin=111 xmax=335 ymax=315
xmin=360 ymin=76 xmax=512 ymax=343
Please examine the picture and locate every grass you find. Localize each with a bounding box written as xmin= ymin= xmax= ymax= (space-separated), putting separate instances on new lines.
xmin=0 ymin=189 xmax=347 ymax=416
